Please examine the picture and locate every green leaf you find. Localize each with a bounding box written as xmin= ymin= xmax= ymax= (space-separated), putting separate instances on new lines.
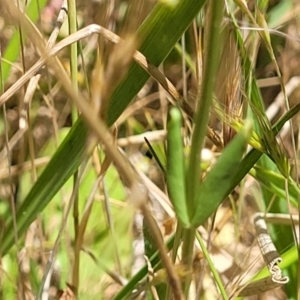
xmin=106 ymin=0 xmax=207 ymax=125
xmin=1 ymin=119 xmax=89 ymax=254
xmin=221 ymin=102 xmax=300 ymax=204
xmin=191 ymin=122 xmax=252 ymax=227
xmin=250 ymin=166 xmax=299 ymax=207
xmin=166 ymin=108 xmax=189 ymax=227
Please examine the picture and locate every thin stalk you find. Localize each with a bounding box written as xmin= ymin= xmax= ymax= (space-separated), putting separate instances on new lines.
xmin=67 ymin=0 xmax=78 ymax=121
xmin=181 ymin=33 xmax=187 ymax=100
xmin=102 ymin=177 xmax=122 ymax=273
xmin=186 ymin=0 xmax=224 ymax=211
xmin=1 ymin=51 xmax=23 ymax=297
xmin=36 ymin=160 xmax=88 ymax=300
xmin=10 ymin=1 xmax=27 ymax=297
xmin=175 ymin=43 xmax=196 ymax=74
xmin=67 ymin=0 xmax=80 ymax=294
xmin=182 ymin=228 xmax=196 ymax=296
xmin=165 ymin=223 xmax=183 ymax=300
xmin=196 ymin=231 xmax=229 ymax=300
xmin=72 ymin=172 xmax=80 ymax=294
xmin=113 ymin=235 xmax=176 ymax=300
xmin=141 ymin=205 xmax=184 ymax=300
xmin=182 ymin=0 xmax=224 ymax=296
xmin=73 ymin=175 xmax=101 ymax=299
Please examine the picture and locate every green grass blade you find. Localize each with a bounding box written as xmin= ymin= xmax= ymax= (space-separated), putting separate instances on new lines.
xmin=250 ymin=166 xmax=299 ymax=207
xmin=106 ymin=0 xmax=206 ymax=125
xmin=253 ymin=245 xmax=298 ymax=281
xmin=196 ymin=232 xmax=229 ymax=300
xmin=144 ymin=137 xmax=166 ymax=175
xmin=1 ymin=119 xmax=88 ymax=255
xmin=113 ymin=235 xmax=175 ymax=300
xmin=186 ymin=0 xmax=224 ymax=209
xmin=166 ymin=108 xmax=189 ymax=227
xmin=67 ymin=0 xmax=79 ymax=122
xmin=1 ymin=0 xmax=207 ymax=255
xmin=143 ymin=218 xmax=166 ymax=300
xmin=222 ymin=95 xmax=300 ymax=201
xmin=191 ymin=122 xmax=252 ymax=227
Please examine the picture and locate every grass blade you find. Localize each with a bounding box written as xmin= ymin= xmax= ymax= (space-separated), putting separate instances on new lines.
xmin=167 ymin=108 xmax=189 ymax=228
xmin=1 ymin=119 xmax=88 ymax=254
xmin=191 ymin=122 xmax=251 ymax=227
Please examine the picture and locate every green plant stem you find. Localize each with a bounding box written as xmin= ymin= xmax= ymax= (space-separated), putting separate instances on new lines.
xmin=67 ymin=0 xmax=80 ymax=293
xmin=196 ymin=232 xmax=229 ymax=300
xmin=113 ymin=235 xmax=175 ymax=300
xmin=165 ymin=223 xmax=183 ymax=300
xmin=67 ymin=0 xmax=78 ymax=121
xmin=181 ymin=228 xmax=196 ymax=296
xmin=182 ymin=0 xmax=224 ymax=296
xmin=142 ymin=205 xmax=184 ymax=300
xmin=186 ymin=0 xmax=224 ymax=209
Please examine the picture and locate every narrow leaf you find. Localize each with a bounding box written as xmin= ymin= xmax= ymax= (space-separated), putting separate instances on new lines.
xmin=250 ymin=166 xmax=299 ymax=207
xmin=166 ymin=108 xmax=189 ymax=227
xmin=1 ymin=119 xmax=88 ymax=254
xmin=191 ymin=122 xmax=252 ymax=227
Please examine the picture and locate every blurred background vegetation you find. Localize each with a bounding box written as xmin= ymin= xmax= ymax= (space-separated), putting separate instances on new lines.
xmin=0 ymin=0 xmax=300 ymax=299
